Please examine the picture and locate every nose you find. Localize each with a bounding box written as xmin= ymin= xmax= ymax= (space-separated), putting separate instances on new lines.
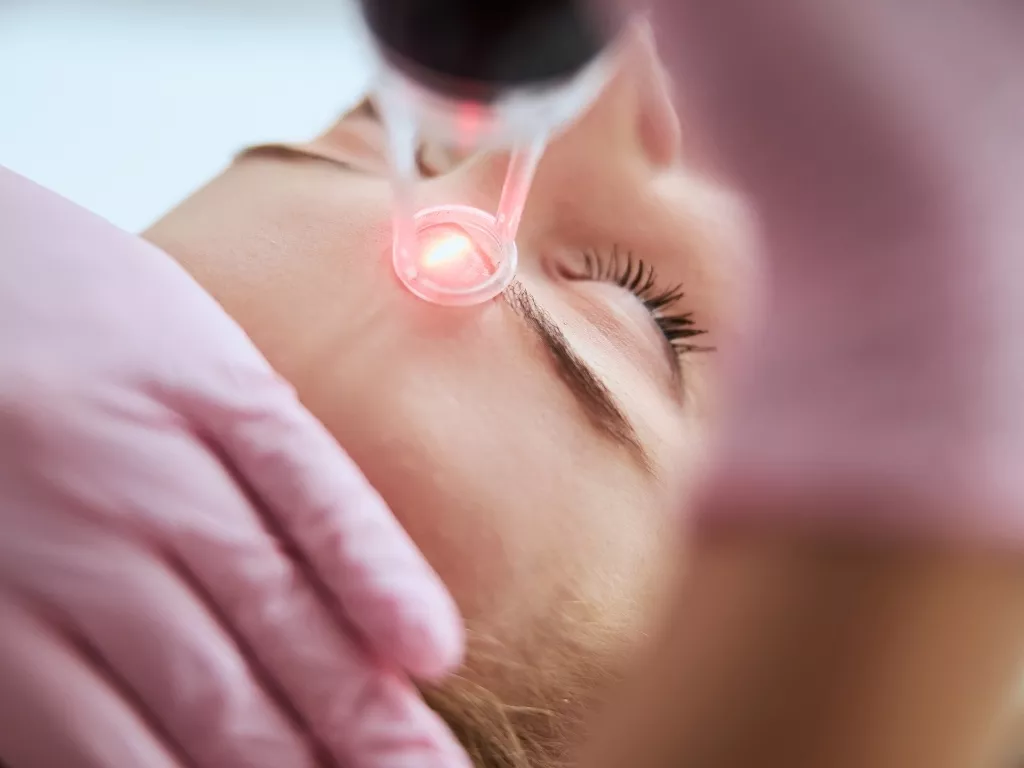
xmin=628 ymin=23 xmax=683 ymax=169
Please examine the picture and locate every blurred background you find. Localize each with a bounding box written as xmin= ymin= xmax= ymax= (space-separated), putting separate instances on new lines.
xmin=0 ymin=0 xmax=374 ymax=231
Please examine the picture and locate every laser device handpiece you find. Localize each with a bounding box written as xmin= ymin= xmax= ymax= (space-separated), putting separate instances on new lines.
xmin=357 ymin=0 xmax=618 ymax=305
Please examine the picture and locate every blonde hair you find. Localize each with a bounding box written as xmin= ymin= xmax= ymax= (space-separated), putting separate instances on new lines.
xmin=424 ymin=674 xmax=567 ymax=767
xmin=423 ymin=617 xmax=624 ymax=768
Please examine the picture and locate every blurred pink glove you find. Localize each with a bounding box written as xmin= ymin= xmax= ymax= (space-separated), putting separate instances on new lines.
xmin=643 ymin=0 xmax=1024 ymax=540
xmin=0 ymin=167 xmax=469 ymax=768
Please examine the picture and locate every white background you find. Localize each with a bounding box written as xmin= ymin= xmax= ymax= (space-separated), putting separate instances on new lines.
xmin=0 ymin=0 xmax=375 ymax=232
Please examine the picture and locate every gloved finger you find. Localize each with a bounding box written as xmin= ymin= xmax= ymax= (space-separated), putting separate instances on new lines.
xmin=138 ymin=414 xmax=472 ymax=768
xmin=186 ymin=370 xmax=464 ymax=680
xmin=0 ymin=588 xmax=183 ymax=768
xmin=13 ymin=525 xmax=321 ymax=768
xmin=5 ymin=394 xmax=468 ymax=768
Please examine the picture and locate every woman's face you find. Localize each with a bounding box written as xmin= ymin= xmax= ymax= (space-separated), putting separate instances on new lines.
xmin=146 ymin=29 xmax=749 ymax=692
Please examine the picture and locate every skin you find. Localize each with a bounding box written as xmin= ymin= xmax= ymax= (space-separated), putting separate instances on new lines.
xmin=145 ymin=29 xmax=751 ymax=702
xmin=144 ymin=16 xmax=1024 ymax=767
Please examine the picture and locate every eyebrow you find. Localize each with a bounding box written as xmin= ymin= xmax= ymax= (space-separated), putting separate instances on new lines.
xmin=504 ymin=282 xmax=655 ymax=473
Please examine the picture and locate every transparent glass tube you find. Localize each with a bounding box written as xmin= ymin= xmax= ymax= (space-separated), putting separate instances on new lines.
xmin=495 ymin=133 xmax=548 ymax=246
xmin=378 ymin=77 xmax=549 ymax=306
xmin=380 ymin=93 xmax=419 ymax=279
xmin=395 ymin=204 xmax=518 ymax=306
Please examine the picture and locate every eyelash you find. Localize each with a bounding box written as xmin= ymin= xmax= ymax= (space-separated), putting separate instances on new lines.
xmin=577 ymin=245 xmax=708 ymax=357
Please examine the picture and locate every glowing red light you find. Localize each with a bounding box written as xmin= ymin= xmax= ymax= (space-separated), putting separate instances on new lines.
xmin=421 ymin=232 xmax=474 ymax=269
xmin=414 ymin=223 xmax=496 ymax=291
xmin=456 ymin=102 xmax=483 ymax=149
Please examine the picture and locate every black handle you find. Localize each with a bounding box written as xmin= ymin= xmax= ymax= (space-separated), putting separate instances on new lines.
xmin=360 ymin=0 xmax=608 ymax=101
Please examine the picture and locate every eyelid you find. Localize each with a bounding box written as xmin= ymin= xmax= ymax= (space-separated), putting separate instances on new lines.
xmin=557 ymin=247 xmax=693 ymax=394
xmin=575 ymin=285 xmax=687 ymax=407
xmin=623 ymin=287 xmax=685 ymax=388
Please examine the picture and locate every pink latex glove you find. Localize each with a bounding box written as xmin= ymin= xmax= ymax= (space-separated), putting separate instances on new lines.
xmin=642 ymin=0 xmax=1024 ymax=541
xmin=0 ymin=167 xmax=470 ymax=768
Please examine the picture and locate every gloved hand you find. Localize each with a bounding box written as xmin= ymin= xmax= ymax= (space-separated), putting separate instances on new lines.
xmin=643 ymin=0 xmax=1024 ymax=539
xmin=0 ymin=167 xmax=470 ymax=768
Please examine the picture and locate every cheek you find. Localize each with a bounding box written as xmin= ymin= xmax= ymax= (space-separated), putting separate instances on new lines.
xmin=303 ymin=330 xmax=673 ymax=642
